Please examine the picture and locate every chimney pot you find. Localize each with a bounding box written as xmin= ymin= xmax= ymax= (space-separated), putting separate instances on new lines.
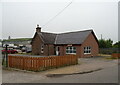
xmin=36 ymin=24 xmax=41 ymax=32
xmin=37 ymin=24 xmax=39 ymax=27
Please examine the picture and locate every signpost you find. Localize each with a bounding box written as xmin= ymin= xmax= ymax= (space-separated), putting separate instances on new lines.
xmin=5 ymin=44 xmax=8 ymax=67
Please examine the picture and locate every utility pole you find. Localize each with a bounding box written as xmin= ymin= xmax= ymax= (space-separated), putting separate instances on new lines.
xmin=101 ymin=34 xmax=102 ymax=40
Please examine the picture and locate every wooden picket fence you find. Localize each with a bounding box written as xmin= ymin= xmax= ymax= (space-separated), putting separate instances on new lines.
xmin=8 ymin=55 xmax=78 ymax=71
xmin=112 ymin=53 xmax=120 ymax=58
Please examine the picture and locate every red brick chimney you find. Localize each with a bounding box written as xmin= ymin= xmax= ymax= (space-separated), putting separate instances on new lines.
xmin=36 ymin=24 xmax=41 ymax=32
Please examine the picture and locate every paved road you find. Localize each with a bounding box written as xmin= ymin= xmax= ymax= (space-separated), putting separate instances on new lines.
xmin=0 ymin=47 xmax=2 ymax=84
xmin=2 ymin=63 xmax=118 ymax=83
xmin=29 ymin=64 xmax=118 ymax=83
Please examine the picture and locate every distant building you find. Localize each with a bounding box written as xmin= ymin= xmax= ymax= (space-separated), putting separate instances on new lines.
xmin=31 ymin=25 xmax=99 ymax=58
xmin=8 ymin=36 xmax=11 ymax=40
xmin=2 ymin=38 xmax=32 ymax=48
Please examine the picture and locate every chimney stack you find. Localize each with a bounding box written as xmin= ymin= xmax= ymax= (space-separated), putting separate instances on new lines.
xmin=36 ymin=24 xmax=41 ymax=32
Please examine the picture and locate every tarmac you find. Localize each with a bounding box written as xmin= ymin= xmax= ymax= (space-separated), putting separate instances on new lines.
xmin=41 ymin=57 xmax=118 ymax=76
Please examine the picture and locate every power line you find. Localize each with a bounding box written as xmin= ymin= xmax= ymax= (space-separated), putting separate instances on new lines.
xmin=42 ymin=0 xmax=74 ymax=27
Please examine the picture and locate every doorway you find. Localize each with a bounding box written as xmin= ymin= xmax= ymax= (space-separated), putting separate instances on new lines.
xmin=56 ymin=46 xmax=60 ymax=56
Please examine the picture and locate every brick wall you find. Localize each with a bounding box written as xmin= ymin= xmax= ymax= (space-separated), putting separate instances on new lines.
xmin=57 ymin=33 xmax=99 ymax=58
xmin=32 ymin=33 xmax=55 ymax=56
xmin=32 ymin=33 xmax=43 ymax=55
xmin=80 ymin=33 xmax=99 ymax=57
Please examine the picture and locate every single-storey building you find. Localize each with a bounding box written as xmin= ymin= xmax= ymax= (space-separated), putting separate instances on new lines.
xmin=31 ymin=25 xmax=99 ymax=58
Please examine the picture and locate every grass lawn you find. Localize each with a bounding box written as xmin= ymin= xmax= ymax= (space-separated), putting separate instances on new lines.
xmin=17 ymin=52 xmax=32 ymax=55
xmin=98 ymin=54 xmax=111 ymax=57
xmin=98 ymin=54 xmax=120 ymax=60
xmin=105 ymin=56 xmax=119 ymax=60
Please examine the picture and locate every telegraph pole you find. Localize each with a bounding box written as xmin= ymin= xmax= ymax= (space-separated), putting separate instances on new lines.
xmin=101 ymin=34 xmax=102 ymax=40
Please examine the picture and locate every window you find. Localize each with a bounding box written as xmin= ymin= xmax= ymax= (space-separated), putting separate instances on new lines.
xmin=66 ymin=46 xmax=76 ymax=54
xmin=84 ymin=46 xmax=91 ymax=54
xmin=41 ymin=45 xmax=44 ymax=53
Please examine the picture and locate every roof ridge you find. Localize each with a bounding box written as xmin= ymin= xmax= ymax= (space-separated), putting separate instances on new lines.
xmin=41 ymin=29 xmax=93 ymax=35
xmin=41 ymin=32 xmax=57 ymax=35
xmin=58 ymin=29 xmax=93 ymax=35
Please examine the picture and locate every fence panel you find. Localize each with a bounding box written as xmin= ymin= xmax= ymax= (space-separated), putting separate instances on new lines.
xmin=8 ymin=55 xmax=78 ymax=71
xmin=112 ymin=53 xmax=120 ymax=58
xmin=99 ymin=48 xmax=119 ymax=54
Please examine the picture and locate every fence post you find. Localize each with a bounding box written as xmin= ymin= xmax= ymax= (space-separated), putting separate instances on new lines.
xmin=5 ymin=44 xmax=8 ymax=67
xmin=2 ymin=53 xmax=5 ymax=65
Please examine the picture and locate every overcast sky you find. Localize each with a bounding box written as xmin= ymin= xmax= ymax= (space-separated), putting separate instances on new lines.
xmin=0 ymin=0 xmax=119 ymax=43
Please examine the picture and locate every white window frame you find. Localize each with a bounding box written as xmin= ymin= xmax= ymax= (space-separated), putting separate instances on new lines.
xmin=41 ymin=44 xmax=44 ymax=53
xmin=84 ymin=46 xmax=91 ymax=54
xmin=66 ymin=46 xmax=76 ymax=54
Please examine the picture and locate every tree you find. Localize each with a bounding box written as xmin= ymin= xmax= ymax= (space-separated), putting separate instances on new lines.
xmin=113 ymin=41 xmax=120 ymax=48
xmin=98 ymin=38 xmax=113 ymax=48
xmin=98 ymin=39 xmax=106 ymax=48
xmin=106 ymin=39 xmax=113 ymax=48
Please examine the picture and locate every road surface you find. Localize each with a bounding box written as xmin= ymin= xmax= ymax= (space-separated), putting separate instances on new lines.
xmin=0 ymin=47 xmax=2 ymax=84
xmin=28 ymin=64 xmax=118 ymax=83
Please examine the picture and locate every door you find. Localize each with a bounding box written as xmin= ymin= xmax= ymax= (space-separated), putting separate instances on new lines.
xmin=56 ymin=46 xmax=60 ymax=55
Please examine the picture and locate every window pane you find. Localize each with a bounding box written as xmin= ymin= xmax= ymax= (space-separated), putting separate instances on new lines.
xmin=87 ymin=47 xmax=89 ymax=49
xmin=84 ymin=47 xmax=86 ymax=49
xmin=73 ymin=47 xmax=76 ymax=50
xmin=70 ymin=50 xmax=72 ymax=53
xmin=73 ymin=50 xmax=76 ymax=53
xmin=70 ymin=47 xmax=72 ymax=50
xmin=89 ymin=47 xmax=90 ymax=49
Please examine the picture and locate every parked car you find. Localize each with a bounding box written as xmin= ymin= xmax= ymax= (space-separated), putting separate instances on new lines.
xmin=2 ymin=48 xmax=18 ymax=54
xmin=15 ymin=49 xmax=22 ymax=53
xmin=26 ymin=45 xmax=32 ymax=53
xmin=21 ymin=47 xmax=26 ymax=52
